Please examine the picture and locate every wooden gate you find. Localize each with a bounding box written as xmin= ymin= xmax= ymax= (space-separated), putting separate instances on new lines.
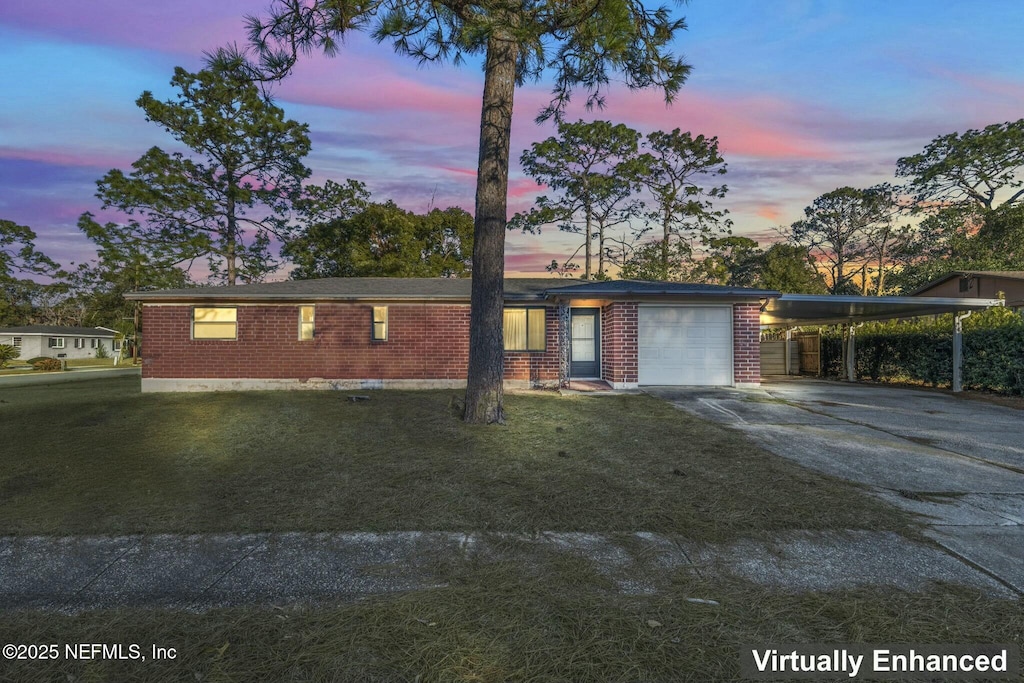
xmin=794 ymin=331 xmax=820 ymax=376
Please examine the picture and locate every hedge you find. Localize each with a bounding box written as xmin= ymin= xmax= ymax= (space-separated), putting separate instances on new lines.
xmin=820 ymin=307 xmax=1024 ymax=395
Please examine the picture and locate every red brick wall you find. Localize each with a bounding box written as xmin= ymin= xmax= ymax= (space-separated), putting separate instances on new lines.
xmin=601 ymin=302 xmax=638 ymax=384
xmin=732 ymin=302 xmax=761 ymax=384
xmin=141 ymin=303 xmax=560 ymax=383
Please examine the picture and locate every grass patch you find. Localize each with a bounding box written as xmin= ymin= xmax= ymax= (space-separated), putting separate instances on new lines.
xmin=0 ymin=562 xmax=1018 ymax=682
xmin=0 ymin=377 xmax=911 ymax=539
xmin=0 ymin=358 xmax=131 ymax=376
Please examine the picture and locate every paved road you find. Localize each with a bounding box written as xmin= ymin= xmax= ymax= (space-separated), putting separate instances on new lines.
xmin=647 ymin=380 xmax=1024 ymax=594
xmin=0 ymin=367 xmax=139 ymax=387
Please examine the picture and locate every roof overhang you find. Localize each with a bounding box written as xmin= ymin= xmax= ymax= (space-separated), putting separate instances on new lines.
xmin=761 ymin=294 xmax=1003 ymax=327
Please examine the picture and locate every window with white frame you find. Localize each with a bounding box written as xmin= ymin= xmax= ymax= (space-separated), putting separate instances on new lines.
xmin=299 ymin=305 xmax=315 ymax=340
xmin=90 ymin=338 xmax=97 ymax=348
xmin=112 ymin=338 xmax=122 ymax=351
xmin=74 ymin=338 xmax=85 ymax=349
xmin=371 ymin=306 xmax=388 ymax=341
xmin=48 ymin=337 xmax=65 ymax=349
xmin=192 ymin=307 xmax=238 ymax=340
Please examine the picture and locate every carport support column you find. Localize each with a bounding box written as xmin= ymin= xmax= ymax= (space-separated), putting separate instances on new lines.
xmin=784 ymin=328 xmax=793 ymax=375
xmin=845 ymin=323 xmax=858 ymax=383
xmin=558 ymin=303 xmax=571 ymax=388
xmin=952 ymin=311 xmax=971 ymax=393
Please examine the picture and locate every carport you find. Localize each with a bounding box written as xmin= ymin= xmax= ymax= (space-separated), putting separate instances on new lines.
xmin=760 ymin=294 xmax=1003 ymax=392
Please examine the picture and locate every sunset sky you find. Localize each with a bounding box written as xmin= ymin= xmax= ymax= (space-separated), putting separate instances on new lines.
xmin=3 ymin=1 xmax=1024 ymax=278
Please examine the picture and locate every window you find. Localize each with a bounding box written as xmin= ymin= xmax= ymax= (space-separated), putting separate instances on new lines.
xmin=112 ymin=339 xmax=122 ymax=351
xmin=959 ymin=277 xmax=972 ymax=293
xmin=11 ymin=337 xmax=21 ymax=348
xmin=503 ymin=308 xmax=546 ymax=351
xmin=193 ymin=307 xmax=237 ymax=340
xmin=90 ymin=338 xmax=97 ymax=349
xmin=48 ymin=337 xmax=65 ymax=349
xmin=74 ymin=338 xmax=85 ymax=349
xmin=299 ymin=305 xmax=315 ymax=340
xmin=371 ymin=306 xmax=388 ymax=341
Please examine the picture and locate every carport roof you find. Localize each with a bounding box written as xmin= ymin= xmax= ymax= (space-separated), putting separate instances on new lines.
xmin=761 ymin=294 xmax=1003 ymax=326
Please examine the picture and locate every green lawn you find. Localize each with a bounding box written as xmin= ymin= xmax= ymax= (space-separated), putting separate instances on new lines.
xmin=0 ymin=376 xmax=908 ymax=539
xmin=0 ymin=357 xmax=132 ymax=376
xmin=2 ymin=377 xmax=1018 ymax=682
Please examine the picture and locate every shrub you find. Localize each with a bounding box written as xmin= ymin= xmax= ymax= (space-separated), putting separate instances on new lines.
xmin=24 ymin=357 xmax=51 ymax=365
xmin=0 ymin=344 xmax=19 ymax=368
xmin=95 ymin=343 xmax=110 ymax=359
xmin=32 ymin=358 xmax=63 ymax=372
xmin=820 ymin=307 xmax=1024 ymax=395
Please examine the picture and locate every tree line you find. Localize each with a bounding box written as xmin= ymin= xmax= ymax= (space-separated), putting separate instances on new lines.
xmin=509 ymin=118 xmax=1024 ymax=296
xmin=4 ymin=64 xmax=1022 ymax=345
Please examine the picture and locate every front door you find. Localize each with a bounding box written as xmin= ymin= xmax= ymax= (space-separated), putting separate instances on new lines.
xmin=570 ymin=308 xmax=600 ymax=378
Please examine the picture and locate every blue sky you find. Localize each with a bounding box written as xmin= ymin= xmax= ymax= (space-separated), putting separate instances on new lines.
xmin=2 ymin=0 xmax=1023 ymax=276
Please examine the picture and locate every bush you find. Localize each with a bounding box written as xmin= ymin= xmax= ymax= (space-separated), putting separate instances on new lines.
xmin=95 ymin=343 xmax=110 ymax=359
xmin=0 ymin=344 xmax=19 ymax=368
xmin=24 ymin=357 xmax=52 ymax=365
xmin=32 ymin=358 xmax=64 ymax=372
xmin=820 ymin=307 xmax=1024 ymax=395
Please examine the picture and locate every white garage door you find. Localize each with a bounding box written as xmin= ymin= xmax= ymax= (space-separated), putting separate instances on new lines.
xmin=638 ymin=306 xmax=733 ymax=385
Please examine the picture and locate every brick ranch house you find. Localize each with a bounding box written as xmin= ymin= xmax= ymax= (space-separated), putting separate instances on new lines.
xmin=126 ymin=278 xmax=778 ymax=392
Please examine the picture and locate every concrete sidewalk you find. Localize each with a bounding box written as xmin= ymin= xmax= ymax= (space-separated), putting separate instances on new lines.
xmin=0 ymin=530 xmax=1013 ymax=613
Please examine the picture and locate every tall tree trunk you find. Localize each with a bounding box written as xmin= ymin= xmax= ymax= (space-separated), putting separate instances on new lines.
xmin=875 ymin=252 xmax=886 ymax=296
xmin=226 ymin=179 xmax=238 ymax=285
xmin=464 ymin=33 xmax=517 ymax=424
xmin=584 ymin=210 xmax=593 ymax=279
xmin=661 ymin=207 xmax=670 ymax=278
xmin=598 ymin=219 xmax=605 ymax=278
xmin=833 ymin=253 xmax=845 ymax=295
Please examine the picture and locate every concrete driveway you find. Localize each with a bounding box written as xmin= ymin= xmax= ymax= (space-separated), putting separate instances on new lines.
xmin=647 ymin=379 xmax=1024 ymax=594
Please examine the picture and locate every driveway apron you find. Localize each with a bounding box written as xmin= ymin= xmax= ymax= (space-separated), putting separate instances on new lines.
xmin=647 ymin=380 xmax=1024 ymax=594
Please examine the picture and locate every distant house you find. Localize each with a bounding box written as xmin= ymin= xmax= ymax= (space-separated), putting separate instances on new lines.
xmin=0 ymin=326 xmax=120 ymax=361
xmin=909 ymin=271 xmax=1024 ymax=309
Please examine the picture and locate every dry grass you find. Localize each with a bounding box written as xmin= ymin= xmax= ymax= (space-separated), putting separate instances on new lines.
xmin=1 ymin=560 xmax=1018 ymax=682
xmin=0 ymin=378 xmax=1015 ymax=682
xmin=0 ymin=377 xmax=911 ymax=539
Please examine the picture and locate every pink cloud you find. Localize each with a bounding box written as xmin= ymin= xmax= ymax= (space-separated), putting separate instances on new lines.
xmin=278 ymin=53 xmax=480 ymax=121
xmin=505 ymin=250 xmax=573 ymax=275
xmin=0 ymin=146 xmax=134 ymax=171
xmin=508 ymin=177 xmax=541 ymax=199
xmin=436 ymin=166 xmax=477 ymax=177
xmin=2 ymin=0 xmax=253 ymax=56
xmin=505 ymin=85 xmax=845 ymax=161
xmin=755 ymin=205 xmax=782 ymax=222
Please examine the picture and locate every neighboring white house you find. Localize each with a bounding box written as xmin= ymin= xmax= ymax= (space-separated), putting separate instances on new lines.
xmin=0 ymin=326 xmax=120 ymax=361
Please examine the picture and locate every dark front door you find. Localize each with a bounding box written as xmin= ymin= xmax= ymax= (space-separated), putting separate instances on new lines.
xmin=570 ymin=308 xmax=600 ymax=378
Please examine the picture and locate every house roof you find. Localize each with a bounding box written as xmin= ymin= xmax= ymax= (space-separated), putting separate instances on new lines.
xmin=125 ymin=277 xmax=778 ymax=302
xmin=0 ymin=325 xmax=116 ymax=336
xmin=545 ymin=279 xmax=779 ymax=299
xmin=908 ymin=270 xmax=1024 ymax=296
